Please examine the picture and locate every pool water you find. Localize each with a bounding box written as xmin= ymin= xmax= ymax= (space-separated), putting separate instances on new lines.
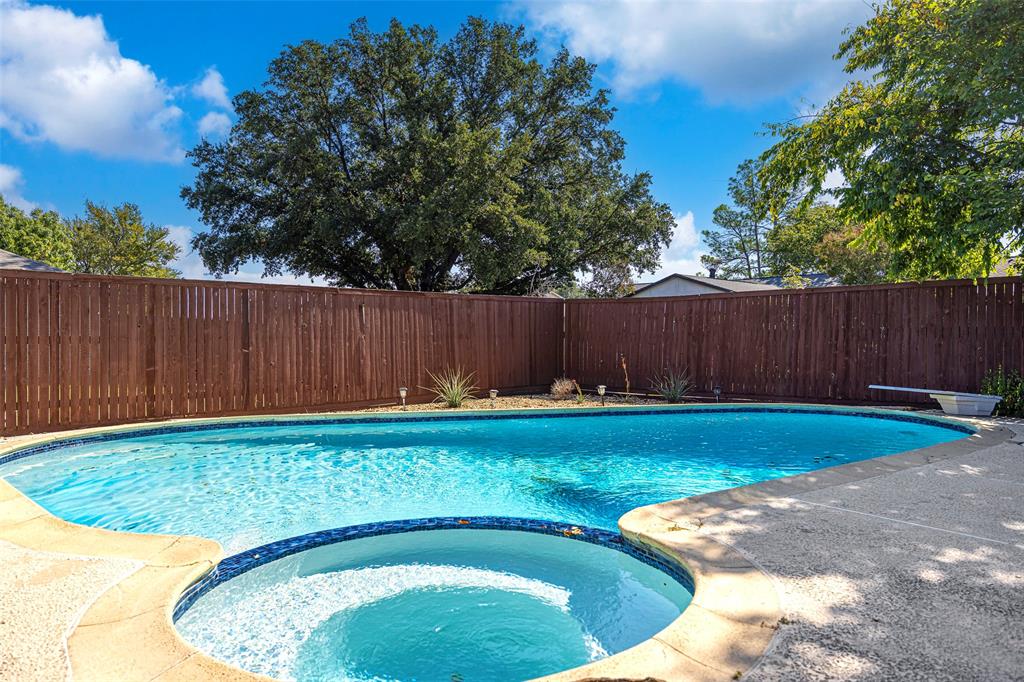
xmin=0 ymin=409 xmax=966 ymax=553
xmin=175 ymin=528 xmax=692 ymax=682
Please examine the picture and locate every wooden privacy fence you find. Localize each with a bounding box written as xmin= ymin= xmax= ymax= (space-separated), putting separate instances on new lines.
xmin=1 ymin=271 xmax=1021 ymax=435
xmin=0 ymin=271 xmax=563 ymax=435
xmin=564 ymin=277 xmax=1023 ymax=404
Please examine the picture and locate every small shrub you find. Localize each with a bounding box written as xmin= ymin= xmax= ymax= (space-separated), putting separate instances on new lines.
xmin=981 ymin=366 xmax=1024 ymax=416
xmin=422 ymin=367 xmax=477 ymax=408
xmin=650 ymin=369 xmax=694 ymax=403
xmin=550 ymin=377 xmax=576 ymax=400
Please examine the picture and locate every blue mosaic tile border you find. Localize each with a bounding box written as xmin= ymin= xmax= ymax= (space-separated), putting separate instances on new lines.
xmin=172 ymin=516 xmax=696 ymax=623
xmin=0 ymin=405 xmax=974 ymax=468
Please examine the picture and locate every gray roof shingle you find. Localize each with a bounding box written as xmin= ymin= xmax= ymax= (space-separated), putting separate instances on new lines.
xmin=741 ymin=273 xmax=843 ymax=288
xmin=632 ymin=273 xmax=779 ymax=295
xmin=0 ymin=249 xmax=65 ymax=272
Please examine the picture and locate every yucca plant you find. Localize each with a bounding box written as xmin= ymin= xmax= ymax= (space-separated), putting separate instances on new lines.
xmin=422 ymin=367 xmax=477 ymax=408
xmin=650 ymin=369 xmax=694 ymax=403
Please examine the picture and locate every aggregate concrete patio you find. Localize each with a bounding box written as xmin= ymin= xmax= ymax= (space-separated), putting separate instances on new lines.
xmin=744 ymin=417 xmax=1024 ymax=682
xmin=629 ymin=414 xmax=1024 ymax=682
xmin=1 ymin=410 xmax=1021 ymax=682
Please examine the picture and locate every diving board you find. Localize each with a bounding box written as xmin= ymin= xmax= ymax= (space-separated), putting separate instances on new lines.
xmin=868 ymin=385 xmax=1002 ymax=417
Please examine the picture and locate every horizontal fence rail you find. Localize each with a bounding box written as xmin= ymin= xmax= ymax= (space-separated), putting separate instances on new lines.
xmin=0 ymin=271 xmax=563 ymax=435
xmin=2 ymin=271 xmax=1021 ymax=435
xmin=564 ymin=277 xmax=1023 ymax=404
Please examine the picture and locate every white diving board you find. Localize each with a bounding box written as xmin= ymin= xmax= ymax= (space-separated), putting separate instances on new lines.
xmin=868 ymin=385 xmax=1002 ymax=417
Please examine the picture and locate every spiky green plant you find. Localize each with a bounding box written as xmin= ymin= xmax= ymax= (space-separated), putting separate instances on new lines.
xmin=650 ymin=369 xmax=694 ymax=403
xmin=422 ymin=367 xmax=477 ymax=408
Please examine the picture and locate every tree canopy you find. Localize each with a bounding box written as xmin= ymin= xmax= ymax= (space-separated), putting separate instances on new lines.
xmin=766 ymin=204 xmax=890 ymax=285
xmin=760 ymin=0 xmax=1023 ymax=279
xmin=0 ymin=198 xmax=180 ymax=277
xmin=182 ymin=17 xmax=674 ymax=293
xmin=67 ymin=202 xmax=181 ymax=278
xmin=700 ymin=158 xmax=802 ymax=279
xmin=701 ymin=159 xmax=891 ymax=285
xmin=0 ymin=197 xmax=75 ymax=270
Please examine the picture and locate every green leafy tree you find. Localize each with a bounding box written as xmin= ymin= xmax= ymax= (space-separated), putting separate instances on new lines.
xmin=765 ymin=204 xmax=840 ymax=275
xmin=67 ymin=202 xmax=181 ymax=278
xmin=766 ymin=204 xmax=890 ymax=284
xmin=0 ymin=196 xmax=74 ymax=270
xmin=701 ymin=158 xmax=802 ymax=278
xmin=182 ymin=18 xmax=673 ymax=293
xmin=816 ymin=223 xmax=890 ymax=285
xmin=761 ymin=0 xmax=1023 ymax=279
xmin=701 ymin=206 xmax=761 ymax=279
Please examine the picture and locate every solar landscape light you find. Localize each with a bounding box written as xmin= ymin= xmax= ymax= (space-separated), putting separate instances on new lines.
xmin=399 ymin=386 xmax=408 ymax=410
xmin=597 ymin=385 xmax=606 ymax=406
xmin=489 ymin=389 xmax=498 ymax=408
xmin=713 ymin=385 xmax=722 ymax=403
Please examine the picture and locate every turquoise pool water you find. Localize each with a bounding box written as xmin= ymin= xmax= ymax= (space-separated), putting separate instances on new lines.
xmin=175 ymin=528 xmax=692 ymax=682
xmin=0 ymin=408 xmax=966 ymax=553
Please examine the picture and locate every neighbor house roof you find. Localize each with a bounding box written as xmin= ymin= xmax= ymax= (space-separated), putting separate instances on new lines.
xmin=0 ymin=249 xmax=65 ymax=272
xmin=631 ymin=273 xmax=780 ymax=296
xmin=741 ymin=273 xmax=843 ymax=288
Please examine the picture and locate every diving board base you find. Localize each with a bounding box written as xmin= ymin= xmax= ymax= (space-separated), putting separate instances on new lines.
xmin=930 ymin=393 xmax=1002 ymax=417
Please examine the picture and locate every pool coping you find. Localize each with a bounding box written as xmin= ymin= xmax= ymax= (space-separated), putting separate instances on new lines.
xmin=171 ymin=517 xmax=697 ymax=623
xmin=0 ymin=404 xmax=1012 ymax=682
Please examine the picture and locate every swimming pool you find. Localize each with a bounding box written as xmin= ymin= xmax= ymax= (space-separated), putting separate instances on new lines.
xmin=1 ymin=407 xmax=969 ymax=553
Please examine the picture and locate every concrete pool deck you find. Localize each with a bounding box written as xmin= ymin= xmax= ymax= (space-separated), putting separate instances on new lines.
xmin=1 ymin=406 xmax=1021 ymax=681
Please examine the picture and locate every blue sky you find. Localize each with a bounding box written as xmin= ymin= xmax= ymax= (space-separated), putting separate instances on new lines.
xmin=0 ymin=0 xmax=870 ymax=284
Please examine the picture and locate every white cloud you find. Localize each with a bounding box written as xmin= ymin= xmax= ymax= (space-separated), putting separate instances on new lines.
xmin=0 ymin=164 xmax=36 ymax=211
xmin=0 ymin=2 xmax=184 ymax=162
xmin=664 ymin=211 xmax=699 ymax=256
xmin=645 ymin=211 xmax=706 ymax=280
xmin=192 ymin=68 xmax=233 ymax=139
xmin=167 ymin=225 xmax=320 ymax=286
xmin=193 ymin=67 xmax=232 ymax=110
xmin=647 ymin=251 xmax=707 ymax=281
xmin=198 ymin=111 xmax=232 ymax=139
xmin=518 ymin=0 xmax=871 ymax=104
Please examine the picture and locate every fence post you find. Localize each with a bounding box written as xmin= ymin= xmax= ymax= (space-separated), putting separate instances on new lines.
xmin=241 ymin=289 xmax=251 ymax=410
xmin=145 ymin=284 xmax=157 ymax=417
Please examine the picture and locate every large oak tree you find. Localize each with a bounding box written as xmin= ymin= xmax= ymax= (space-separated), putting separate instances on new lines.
xmin=182 ymin=18 xmax=674 ymax=293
